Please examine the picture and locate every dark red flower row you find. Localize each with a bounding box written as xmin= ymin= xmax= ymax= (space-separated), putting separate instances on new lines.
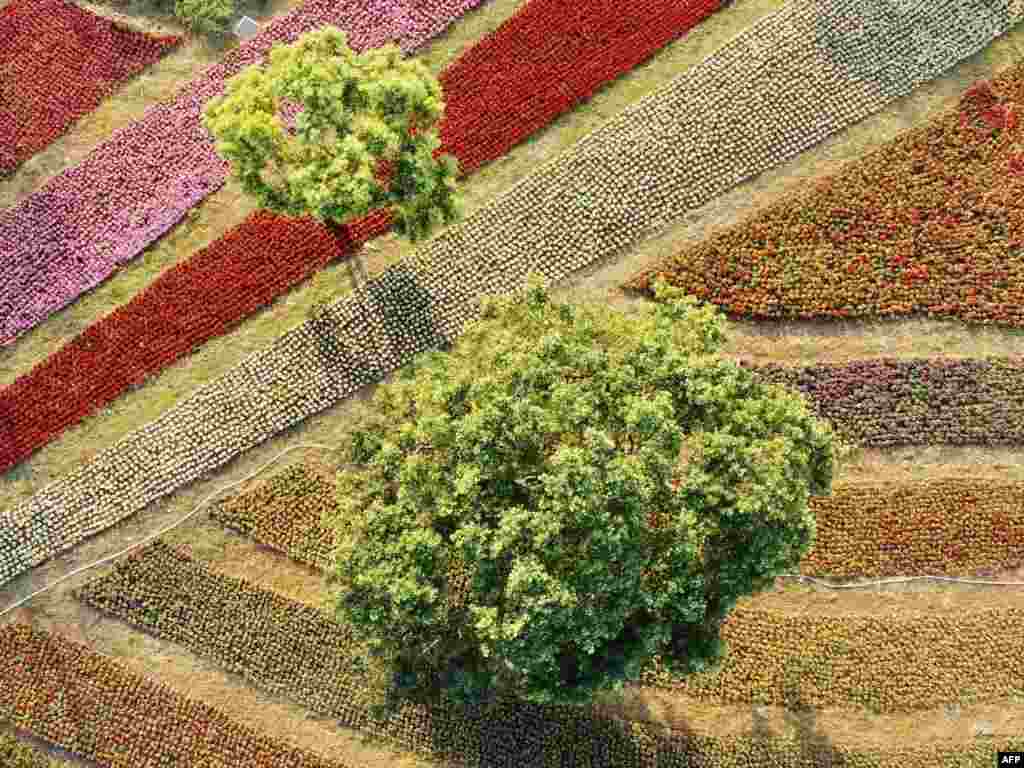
xmin=0 ymin=0 xmax=725 ymax=475
xmin=0 ymin=0 xmax=181 ymax=176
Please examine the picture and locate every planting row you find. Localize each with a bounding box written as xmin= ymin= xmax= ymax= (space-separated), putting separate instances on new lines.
xmin=76 ymin=540 xmax=1024 ymax=719
xmin=210 ymin=461 xmax=1024 ymax=582
xmin=0 ymin=729 xmax=61 ymax=768
xmin=1 ymin=624 xmax=1014 ymax=768
xmin=0 ymin=623 xmax=353 ymax=768
xmin=1 ymin=0 xmax=1013 ymax=588
xmin=0 ymin=0 xmax=730 ymax=474
xmin=435 ymin=0 xmax=725 ymax=175
xmin=0 ymin=0 xmax=181 ymax=176
xmin=742 ymin=356 xmax=1024 ymax=448
xmin=625 ymin=63 xmax=1024 ymax=326
xmin=0 ymin=0 xmax=490 ymax=346
xmin=6 ymin=354 xmax=1023 ymax=589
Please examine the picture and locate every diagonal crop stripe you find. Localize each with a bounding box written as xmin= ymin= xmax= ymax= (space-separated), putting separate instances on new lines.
xmin=1 ymin=0 xmax=1020 ymax=588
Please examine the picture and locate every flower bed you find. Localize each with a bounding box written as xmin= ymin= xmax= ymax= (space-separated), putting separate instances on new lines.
xmin=0 ymin=0 xmax=181 ymax=176
xmin=0 ymin=0 xmax=727 ymax=474
xmin=740 ymin=356 xmax=1024 ymax=448
xmin=0 ymin=624 xmax=354 ymax=768
xmin=2 ymin=622 xmax=1013 ymax=768
xmin=76 ymin=541 xmax=1024 ymax=721
xmin=802 ymin=478 xmax=1024 ymax=578
xmin=643 ymin=603 xmax=1024 ymax=713
xmin=0 ymin=0 xmax=489 ymax=346
xmin=2 ymin=0 xmax=1014 ymax=589
xmin=624 ymin=65 xmax=1024 ymax=325
xmin=0 ymin=729 xmax=58 ymax=768
xmin=210 ymin=462 xmax=1024 ymax=582
xmin=437 ymin=0 xmax=724 ymax=175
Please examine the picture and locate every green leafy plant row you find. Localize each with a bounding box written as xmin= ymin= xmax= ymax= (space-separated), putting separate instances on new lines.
xmin=0 ymin=624 xmax=353 ymax=768
xmin=76 ymin=540 xmax=1024 ymax=724
xmin=211 ymin=461 xmax=1024 ymax=582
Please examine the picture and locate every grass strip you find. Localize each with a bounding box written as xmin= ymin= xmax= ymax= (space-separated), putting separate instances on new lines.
xmin=3 ymin=0 xmax=1015 ymax=588
xmin=0 ymin=623 xmax=354 ymax=768
xmin=0 ymin=0 xmax=726 ymax=474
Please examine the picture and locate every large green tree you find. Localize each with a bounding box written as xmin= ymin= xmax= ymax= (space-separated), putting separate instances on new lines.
xmin=324 ymin=276 xmax=837 ymax=712
xmin=201 ymin=26 xmax=463 ymax=243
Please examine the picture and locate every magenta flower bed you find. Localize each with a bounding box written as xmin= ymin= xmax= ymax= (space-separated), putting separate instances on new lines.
xmin=0 ymin=0 xmax=489 ymax=347
xmin=0 ymin=0 xmax=181 ymax=176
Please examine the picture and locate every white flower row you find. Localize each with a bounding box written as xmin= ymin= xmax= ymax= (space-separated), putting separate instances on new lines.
xmin=1 ymin=0 xmax=1017 ymax=587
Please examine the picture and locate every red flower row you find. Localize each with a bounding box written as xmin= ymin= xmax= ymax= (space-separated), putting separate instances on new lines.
xmin=0 ymin=0 xmax=181 ymax=176
xmin=438 ymin=0 xmax=723 ymax=174
xmin=0 ymin=0 xmax=725 ymax=474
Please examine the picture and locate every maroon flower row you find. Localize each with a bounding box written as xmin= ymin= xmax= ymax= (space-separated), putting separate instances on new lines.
xmin=0 ymin=0 xmax=725 ymax=474
xmin=0 ymin=0 xmax=181 ymax=176
xmin=742 ymin=356 xmax=1024 ymax=448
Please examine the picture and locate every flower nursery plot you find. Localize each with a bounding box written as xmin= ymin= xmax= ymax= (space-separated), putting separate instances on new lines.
xmin=0 ymin=0 xmax=727 ymax=476
xmin=0 ymin=624 xmax=356 ymax=768
xmin=0 ymin=0 xmax=181 ymax=176
xmin=0 ymin=0 xmax=492 ymax=346
xmin=625 ymin=63 xmax=1024 ymax=326
xmin=4 ymin=0 xmax=1019 ymax=594
xmin=6 ymin=0 xmax=1024 ymax=764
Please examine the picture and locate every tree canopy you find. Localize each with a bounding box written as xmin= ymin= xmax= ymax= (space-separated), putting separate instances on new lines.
xmin=201 ymin=26 xmax=464 ymax=243
xmin=323 ymin=275 xmax=837 ymax=712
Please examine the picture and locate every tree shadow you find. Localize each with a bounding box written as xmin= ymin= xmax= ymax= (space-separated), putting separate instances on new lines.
xmin=745 ymin=656 xmax=847 ymax=767
xmin=396 ymin=687 xmax=706 ymax=768
xmin=304 ymin=259 xmax=454 ymax=393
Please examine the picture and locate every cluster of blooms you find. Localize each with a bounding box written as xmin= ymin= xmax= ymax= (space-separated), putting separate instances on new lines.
xmin=77 ymin=540 xmax=1024 ymax=762
xmin=803 ymin=478 xmax=1024 ymax=579
xmin=1 ymin=0 xmax=1014 ymax=589
xmin=211 ymin=462 xmax=1024 ymax=588
xmin=211 ymin=462 xmax=336 ymax=569
xmin=0 ymin=0 xmax=181 ymax=176
xmin=437 ymin=0 xmax=725 ymax=175
xmin=642 ymin=601 xmax=1024 ymax=713
xmin=0 ymin=624 xmax=356 ymax=768
xmin=0 ymin=729 xmax=57 ymax=768
xmin=0 ymin=0 xmax=488 ymax=346
xmin=624 ymin=66 xmax=1024 ymax=326
xmin=742 ymin=356 xmax=1024 ymax=448
xmin=0 ymin=0 xmax=727 ymax=475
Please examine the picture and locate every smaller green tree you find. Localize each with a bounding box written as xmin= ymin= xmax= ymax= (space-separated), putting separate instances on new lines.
xmin=174 ymin=0 xmax=234 ymax=36
xmin=201 ymin=26 xmax=464 ymax=243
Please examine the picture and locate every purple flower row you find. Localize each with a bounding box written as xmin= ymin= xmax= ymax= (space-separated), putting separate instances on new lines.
xmin=0 ymin=0 xmax=490 ymax=347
